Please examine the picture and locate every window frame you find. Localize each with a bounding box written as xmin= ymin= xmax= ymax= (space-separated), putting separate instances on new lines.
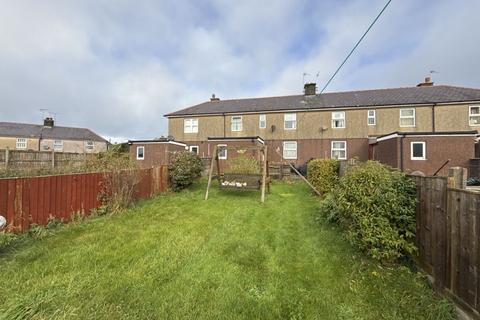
xmin=217 ymin=144 xmax=227 ymax=160
xmin=259 ymin=114 xmax=266 ymax=129
xmin=189 ymin=145 xmax=199 ymax=155
xmin=231 ymin=116 xmax=243 ymax=132
xmin=331 ymin=111 xmax=346 ymax=128
xmin=331 ymin=141 xmax=347 ymax=160
xmin=469 ymin=106 xmax=480 ymax=126
xmin=84 ymin=140 xmax=94 ymax=151
xmin=284 ymin=113 xmax=297 ymax=130
xmin=136 ymin=146 xmax=145 ymax=160
xmin=367 ymin=110 xmax=376 ymax=126
xmin=53 ymin=140 xmax=63 ymax=151
xmin=411 ymin=141 xmax=426 ymax=160
xmin=282 ymin=141 xmax=297 ymax=160
xmin=184 ymin=118 xmax=199 ymax=133
xmin=16 ymin=138 xmax=27 ymax=149
xmin=400 ymin=108 xmax=416 ymax=127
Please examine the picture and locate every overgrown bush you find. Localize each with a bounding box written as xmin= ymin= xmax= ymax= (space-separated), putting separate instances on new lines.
xmin=307 ymin=159 xmax=339 ymax=195
xmin=318 ymin=161 xmax=417 ymax=262
xmin=226 ymin=156 xmax=261 ymax=174
xmin=169 ymin=151 xmax=203 ymax=191
xmin=0 ymin=232 xmax=17 ymax=251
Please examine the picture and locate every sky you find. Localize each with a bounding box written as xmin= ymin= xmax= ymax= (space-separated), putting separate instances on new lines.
xmin=0 ymin=0 xmax=479 ymax=142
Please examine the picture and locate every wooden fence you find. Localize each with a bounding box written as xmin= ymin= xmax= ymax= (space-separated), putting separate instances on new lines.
xmin=413 ymin=175 xmax=480 ymax=317
xmin=0 ymin=149 xmax=95 ymax=171
xmin=0 ymin=166 xmax=168 ymax=232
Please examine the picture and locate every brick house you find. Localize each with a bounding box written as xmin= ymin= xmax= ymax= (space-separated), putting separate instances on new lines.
xmin=0 ymin=118 xmax=108 ymax=153
xmin=164 ymin=79 xmax=480 ymax=176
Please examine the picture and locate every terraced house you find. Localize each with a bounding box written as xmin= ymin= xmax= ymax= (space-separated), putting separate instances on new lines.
xmin=165 ymin=78 xmax=480 ymax=176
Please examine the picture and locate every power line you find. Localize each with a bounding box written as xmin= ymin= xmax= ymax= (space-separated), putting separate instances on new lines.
xmin=320 ymin=0 xmax=393 ymax=93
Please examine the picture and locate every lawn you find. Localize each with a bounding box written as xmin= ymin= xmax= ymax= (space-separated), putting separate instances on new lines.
xmin=0 ymin=181 xmax=454 ymax=319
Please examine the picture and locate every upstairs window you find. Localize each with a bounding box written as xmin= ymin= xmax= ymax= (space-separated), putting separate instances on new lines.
xmin=367 ymin=110 xmax=376 ymax=125
xmin=231 ymin=116 xmax=243 ymax=131
xmin=184 ymin=118 xmax=198 ymax=133
xmin=331 ymin=141 xmax=347 ymax=160
xmin=400 ymin=108 xmax=415 ymax=127
xmin=284 ymin=113 xmax=297 ymax=130
xmin=332 ymin=111 xmax=345 ymax=128
xmin=411 ymin=142 xmax=426 ymax=160
xmin=283 ymin=141 xmax=297 ymax=159
xmin=16 ymin=138 xmax=27 ymax=149
xmin=136 ymin=146 xmax=145 ymax=160
xmin=217 ymin=145 xmax=227 ymax=160
xmin=259 ymin=114 xmax=266 ymax=129
xmin=53 ymin=140 xmax=63 ymax=151
xmin=470 ymin=106 xmax=480 ymax=126
xmin=85 ymin=141 xmax=94 ymax=151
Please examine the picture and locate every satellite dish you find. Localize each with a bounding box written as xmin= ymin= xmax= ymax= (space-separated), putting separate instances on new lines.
xmin=0 ymin=215 xmax=6 ymax=230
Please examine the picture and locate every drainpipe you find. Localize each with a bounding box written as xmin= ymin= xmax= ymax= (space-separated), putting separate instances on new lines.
xmin=222 ymin=113 xmax=226 ymax=138
xmin=399 ymin=135 xmax=404 ymax=171
xmin=431 ymin=103 xmax=437 ymax=132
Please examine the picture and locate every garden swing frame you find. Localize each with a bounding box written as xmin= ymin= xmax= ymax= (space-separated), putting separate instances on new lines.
xmin=204 ymin=144 xmax=270 ymax=203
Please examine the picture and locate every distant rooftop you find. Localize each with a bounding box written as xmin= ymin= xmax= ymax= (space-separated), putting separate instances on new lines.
xmin=165 ymin=84 xmax=480 ymax=117
xmin=0 ymin=120 xmax=107 ymax=142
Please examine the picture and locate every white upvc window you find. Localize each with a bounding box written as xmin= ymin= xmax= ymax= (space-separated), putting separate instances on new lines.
xmin=283 ymin=141 xmax=297 ymax=160
xmin=189 ymin=146 xmax=199 ymax=155
xmin=331 ymin=141 xmax=347 ymax=160
xmin=85 ymin=140 xmax=94 ymax=151
xmin=53 ymin=140 xmax=63 ymax=151
xmin=284 ymin=113 xmax=297 ymax=130
xmin=367 ymin=110 xmax=376 ymax=125
xmin=400 ymin=108 xmax=415 ymax=127
xmin=469 ymin=106 xmax=480 ymax=126
xmin=332 ymin=111 xmax=346 ymax=128
xmin=184 ymin=118 xmax=198 ymax=133
xmin=136 ymin=146 xmax=145 ymax=160
xmin=411 ymin=142 xmax=426 ymax=160
xmin=259 ymin=114 xmax=266 ymax=129
xmin=231 ymin=116 xmax=243 ymax=131
xmin=16 ymin=138 xmax=27 ymax=149
xmin=217 ymin=144 xmax=227 ymax=160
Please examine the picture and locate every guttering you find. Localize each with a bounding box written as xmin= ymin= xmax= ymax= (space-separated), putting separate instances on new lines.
xmin=127 ymin=140 xmax=187 ymax=147
xmin=207 ymin=136 xmax=265 ymax=145
xmin=375 ymin=130 xmax=478 ymax=142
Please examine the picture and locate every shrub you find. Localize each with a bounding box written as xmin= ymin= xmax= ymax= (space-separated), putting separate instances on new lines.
xmin=0 ymin=232 xmax=17 ymax=251
xmin=307 ymin=159 xmax=339 ymax=195
xmin=318 ymin=161 xmax=417 ymax=262
xmin=226 ymin=156 xmax=261 ymax=174
xmin=169 ymin=151 xmax=203 ymax=191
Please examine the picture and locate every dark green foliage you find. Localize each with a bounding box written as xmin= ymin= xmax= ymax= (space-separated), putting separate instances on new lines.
xmin=307 ymin=159 xmax=339 ymax=195
xmin=318 ymin=161 xmax=417 ymax=262
xmin=169 ymin=151 xmax=203 ymax=191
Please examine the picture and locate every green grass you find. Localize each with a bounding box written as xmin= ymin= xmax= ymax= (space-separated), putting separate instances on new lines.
xmin=0 ymin=181 xmax=455 ymax=319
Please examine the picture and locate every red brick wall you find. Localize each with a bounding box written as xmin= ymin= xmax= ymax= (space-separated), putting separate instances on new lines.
xmin=129 ymin=143 xmax=186 ymax=169
xmin=372 ymin=137 xmax=400 ymax=169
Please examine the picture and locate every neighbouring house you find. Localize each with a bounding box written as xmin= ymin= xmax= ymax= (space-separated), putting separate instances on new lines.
xmin=0 ymin=118 xmax=108 ymax=153
xmin=128 ymin=139 xmax=187 ymax=168
xmin=164 ymin=77 xmax=480 ymax=176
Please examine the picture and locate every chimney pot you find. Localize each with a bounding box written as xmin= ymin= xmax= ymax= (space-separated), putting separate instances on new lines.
xmin=304 ymin=83 xmax=317 ymax=96
xmin=43 ymin=117 xmax=54 ymax=127
xmin=210 ymin=94 xmax=220 ymax=102
xmin=417 ymin=76 xmax=434 ymax=87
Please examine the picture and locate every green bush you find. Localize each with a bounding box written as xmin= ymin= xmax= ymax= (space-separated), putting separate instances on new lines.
xmin=318 ymin=161 xmax=417 ymax=262
xmin=307 ymin=159 xmax=339 ymax=195
xmin=169 ymin=151 xmax=203 ymax=191
xmin=0 ymin=232 xmax=17 ymax=251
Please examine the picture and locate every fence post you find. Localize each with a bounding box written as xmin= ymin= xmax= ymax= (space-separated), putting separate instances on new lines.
xmin=448 ymin=167 xmax=467 ymax=189
xmin=51 ymin=150 xmax=55 ymax=169
xmin=5 ymin=147 xmax=9 ymax=170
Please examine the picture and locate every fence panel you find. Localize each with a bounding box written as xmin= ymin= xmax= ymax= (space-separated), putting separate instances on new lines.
xmin=0 ymin=166 xmax=168 ymax=232
xmin=413 ymin=175 xmax=480 ymax=317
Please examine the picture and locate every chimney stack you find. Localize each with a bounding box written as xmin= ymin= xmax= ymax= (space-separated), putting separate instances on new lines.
xmin=43 ymin=117 xmax=54 ymax=127
xmin=304 ymin=83 xmax=317 ymax=96
xmin=210 ymin=94 xmax=220 ymax=102
xmin=417 ymin=77 xmax=434 ymax=87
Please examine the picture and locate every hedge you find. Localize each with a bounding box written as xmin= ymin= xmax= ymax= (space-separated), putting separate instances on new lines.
xmin=307 ymin=159 xmax=339 ymax=195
